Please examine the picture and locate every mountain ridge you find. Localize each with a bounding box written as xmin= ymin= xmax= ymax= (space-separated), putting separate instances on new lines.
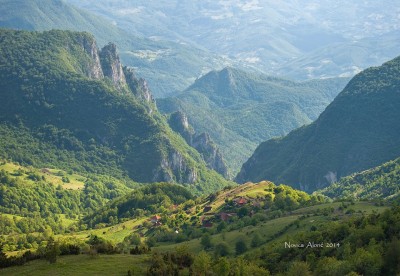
xmin=0 ymin=29 xmax=231 ymax=193
xmin=236 ymin=56 xmax=400 ymax=192
xmin=158 ymin=67 xmax=349 ymax=173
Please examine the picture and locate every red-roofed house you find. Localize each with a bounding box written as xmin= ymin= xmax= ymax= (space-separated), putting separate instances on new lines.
xmin=235 ymin=197 xmax=247 ymax=206
xmin=150 ymin=215 xmax=161 ymax=224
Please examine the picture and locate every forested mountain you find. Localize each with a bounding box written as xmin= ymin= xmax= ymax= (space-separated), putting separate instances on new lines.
xmin=320 ymin=157 xmax=400 ymax=200
xmin=0 ymin=29 xmax=231 ymax=193
xmin=0 ymin=0 xmax=233 ymax=97
xmin=237 ymin=56 xmax=400 ymax=192
xmin=158 ymin=67 xmax=348 ymax=173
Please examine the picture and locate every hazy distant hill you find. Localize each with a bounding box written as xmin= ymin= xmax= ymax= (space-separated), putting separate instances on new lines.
xmin=237 ymin=56 xmax=400 ymax=192
xmin=0 ymin=0 xmax=233 ymax=97
xmin=0 ymin=29 xmax=230 ymax=193
xmin=65 ymin=0 xmax=400 ymax=80
xmin=158 ymin=67 xmax=348 ymax=173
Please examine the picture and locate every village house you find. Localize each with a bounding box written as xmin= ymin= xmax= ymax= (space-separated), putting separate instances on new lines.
xmin=150 ymin=215 xmax=162 ymax=226
xmin=202 ymin=220 xmax=213 ymax=228
xmin=219 ymin=212 xmax=236 ymax=222
xmin=235 ymin=197 xmax=248 ymax=206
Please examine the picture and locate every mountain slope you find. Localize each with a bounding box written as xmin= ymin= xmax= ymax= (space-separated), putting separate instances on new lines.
xmin=319 ymin=157 xmax=400 ymax=200
xmin=158 ymin=67 xmax=348 ymax=173
xmin=167 ymin=111 xmax=229 ymax=178
xmin=0 ymin=0 xmax=233 ymax=97
xmin=0 ymin=29 xmax=230 ymax=193
xmin=236 ymin=56 xmax=400 ymax=192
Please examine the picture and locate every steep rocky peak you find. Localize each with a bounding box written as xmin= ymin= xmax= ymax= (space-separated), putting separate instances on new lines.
xmin=79 ymin=35 xmax=104 ymax=79
xmin=220 ymin=67 xmax=237 ymax=88
xmin=99 ymin=42 xmax=127 ymax=90
xmin=124 ymin=67 xmax=154 ymax=104
xmin=193 ymin=132 xmax=211 ymax=147
xmin=168 ymin=111 xmax=194 ymax=143
xmin=169 ymin=111 xmax=191 ymax=132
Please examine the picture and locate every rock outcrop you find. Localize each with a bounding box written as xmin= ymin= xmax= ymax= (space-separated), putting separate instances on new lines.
xmin=124 ymin=67 xmax=155 ymax=113
xmin=168 ymin=111 xmax=229 ymax=178
xmin=99 ymin=43 xmax=127 ymax=90
xmin=152 ymin=149 xmax=199 ymax=184
xmin=80 ymin=35 xmax=104 ymax=79
xmin=193 ymin=133 xmax=228 ymax=178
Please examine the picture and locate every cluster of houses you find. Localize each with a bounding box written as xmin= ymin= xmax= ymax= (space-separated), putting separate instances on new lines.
xmin=147 ymin=195 xmax=263 ymax=229
xmin=201 ymin=197 xmax=251 ymax=228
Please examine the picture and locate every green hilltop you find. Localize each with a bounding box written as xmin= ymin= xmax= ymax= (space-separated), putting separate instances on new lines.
xmin=237 ymin=56 xmax=400 ymax=192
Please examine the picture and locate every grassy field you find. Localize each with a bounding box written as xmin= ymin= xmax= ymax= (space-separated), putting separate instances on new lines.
xmin=58 ymin=218 xmax=147 ymax=244
xmin=0 ymin=161 xmax=85 ymax=190
xmin=291 ymin=201 xmax=388 ymax=215
xmin=0 ymin=254 xmax=150 ymax=276
xmin=155 ymin=214 xmax=300 ymax=254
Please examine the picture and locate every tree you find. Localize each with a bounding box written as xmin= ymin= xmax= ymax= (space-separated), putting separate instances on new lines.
xmin=146 ymin=237 xmax=156 ymax=248
xmin=244 ymin=262 xmax=270 ymax=276
xmin=238 ymin=207 xmax=249 ymax=218
xmin=235 ymin=238 xmax=247 ymax=255
xmin=213 ymin=257 xmax=230 ymax=276
xmin=125 ymin=233 xmax=141 ymax=246
xmin=217 ymin=221 xmax=227 ymax=233
xmin=314 ymin=257 xmax=351 ymax=276
xmin=44 ymin=237 xmax=60 ymax=264
xmin=383 ymin=237 xmax=400 ymax=275
xmin=214 ymin=242 xmax=230 ymax=257
xmin=192 ymin=251 xmax=212 ymax=275
xmin=287 ymin=261 xmax=312 ymax=276
xmin=351 ymin=248 xmax=382 ymax=276
xmin=201 ymin=233 xmax=213 ymax=249
xmin=251 ymin=233 xmax=262 ymax=248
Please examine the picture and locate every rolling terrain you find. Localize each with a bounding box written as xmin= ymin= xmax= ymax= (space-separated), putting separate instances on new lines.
xmin=237 ymin=56 xmax=400 ymax=192
xmin=0 ymin=174 xmax=396 ymax=275
xmin=158 ymin=67 xmax=348 ymax=173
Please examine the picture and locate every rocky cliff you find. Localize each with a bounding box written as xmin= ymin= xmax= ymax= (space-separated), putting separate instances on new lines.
xmin=77 ymin=38 xmax=127 ymax=91
xmin=80 ymin=35 xmax=104 ymax=79
xmin=99 ymin=43 xmax=127 ymax=91
xmin=168 ymin=111 xmax=229 ymax=178
xmin=124 ymin=67 xmax=155 ymax=113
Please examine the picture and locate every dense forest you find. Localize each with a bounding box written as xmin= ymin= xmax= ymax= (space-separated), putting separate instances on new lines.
xmin=320 ymin=157 xmax=400 ymax=200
